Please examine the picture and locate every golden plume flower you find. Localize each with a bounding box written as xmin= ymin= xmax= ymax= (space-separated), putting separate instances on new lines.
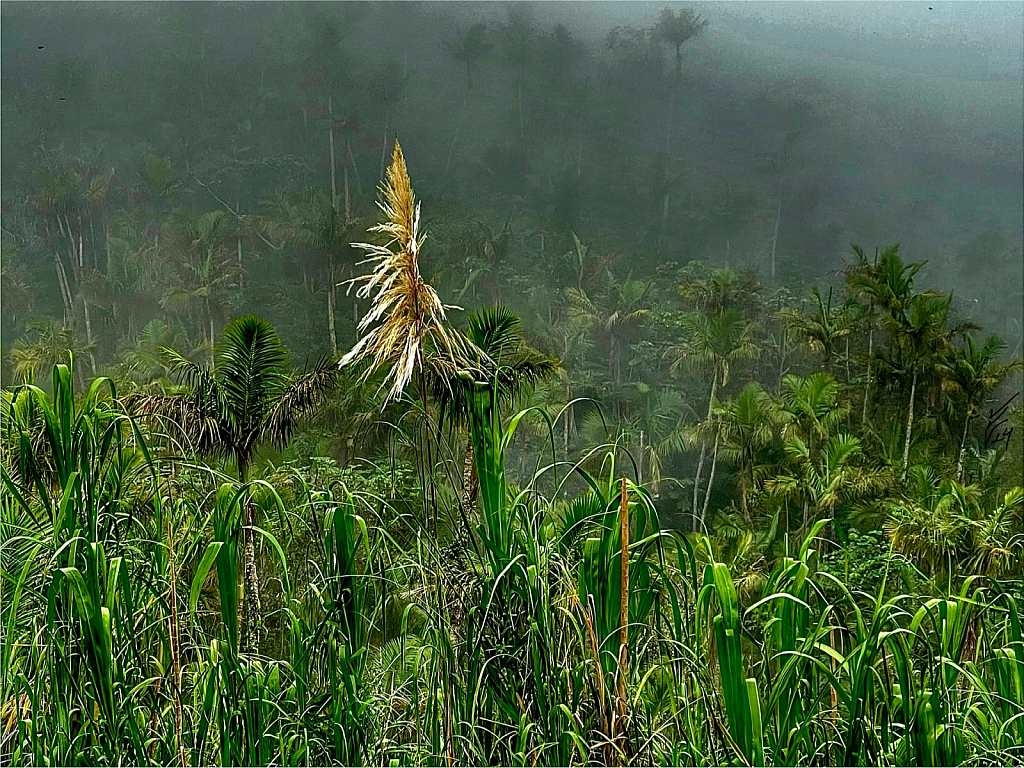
xmin=341 ymin=140 xmax=463 ymax=404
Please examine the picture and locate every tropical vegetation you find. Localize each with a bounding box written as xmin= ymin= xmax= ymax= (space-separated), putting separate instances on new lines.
xmin=2 ymin=4 xmax=1022 ymax=766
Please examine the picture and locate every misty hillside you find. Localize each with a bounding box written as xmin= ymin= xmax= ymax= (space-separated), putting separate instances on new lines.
xmin=2 ymin=2 xmax=1021 ymax=364
xmin=2 ymin=5 xmax=1023 ymax=767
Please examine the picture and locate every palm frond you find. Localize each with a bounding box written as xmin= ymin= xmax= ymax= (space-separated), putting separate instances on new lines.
xmin=265 ymin=356 xmax=340 ymax=448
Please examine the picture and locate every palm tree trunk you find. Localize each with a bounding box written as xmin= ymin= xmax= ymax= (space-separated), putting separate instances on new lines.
xmin=444 ymin=96 xmax=468 ymax=182
xmin=343 ymin=160 xmax=351 ymax=220
xmin=518 ymin=82 xmax=525 ymax=140
xmin=740 ymin=480 xmax=750 ymax=524
xmin=778 ymin=334 xmax=787 ymax=389
xmin=770 ymin=200 xmax=782 ymax=281
xmin=242 ymin=511 xmax=261 ymax=653
xmin=564 ymin=382 xmax=571 ymax=453
xmin=576 ymin=109 xmax=584 ymax=178
xmin=461 ymin=437 xmax=478 ymax=517
xmin=902 ymin=368 xmax=917 ymax=475
xmin=692 ymin=370 xmax=718 ymax=528
xmin=346 ymin=139 xmax=363 ymax=197
xmin=957 ymin=405 xmax=973 ymax=481
xmin=239 ymin=463 xmax=261 ymax=654
xmin=53 ymin=252 xmax=74 ymax=325
xmin=328 ymin=96 xmax=338 ymax=203
xmin=207 ymin=298 xmax=215 ymax=364
xmin=380 ymin=119 xmax=389 ymax=186
xmin=613 ymin=336 xmax=622 ymax=387
xmin=83 ymin=298 xmax=97 ymax=376
xmin=327 ymin=265 xmax=338 ymax=358
xmin=700 ymin=433 xmax=719 ymax=528
xmin=862 ymin=327 xmax=874 ymax=426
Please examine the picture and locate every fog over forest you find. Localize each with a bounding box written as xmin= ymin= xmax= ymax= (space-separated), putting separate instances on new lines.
xmin=2 ymin=4 xmax=1024 ymax=766
xmin=2 ymin=2 xmax=1022 ymax=363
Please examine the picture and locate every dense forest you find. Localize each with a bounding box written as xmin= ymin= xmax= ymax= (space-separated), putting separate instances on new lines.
xmin=2 ymin=3 xmax=1023 ymax=766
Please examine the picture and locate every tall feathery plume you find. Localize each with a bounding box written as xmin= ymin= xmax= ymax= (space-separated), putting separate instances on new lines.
xmin=341 ymin=140 xmax=463 ymax=404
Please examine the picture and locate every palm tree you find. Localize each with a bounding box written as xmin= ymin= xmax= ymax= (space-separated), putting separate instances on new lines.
xmin=265 ymin=188 xmax=358 ymax=357
xmin=711 ymin=382 xmax=779 ymax=524
xmin=777 ymin=372 xmax=849 ymax=452
xmin=159 ymin=210 xmax=240 ymax=357
xmin=114 ymin=318 xmax=196 ymax=390
xmin=10 ymin=316 xmax=94 ymax=388
xmin=565 ymin=273 xmax=652 ymax=387
xmin=677 ymin=265 xmax=762 ymax=317
xmin=668 ymin=307 xmax=758 ymax=526
xmin=880 ymin=291 xmax=952 ymax=475
xmin=938 ymin=334 xmax=1022 ymax=480
xmin=429 ymin=306 xmax=557 ymax=518
xmin=884 ymin=468 xmax=978 ymax=578
xmin=653 ymin=7 xmax=708 ymax=77
xmin=498 ymin=4 xmax=536 ymax=137
xmin=970 ymin=486 xmax=1024 ymax=578
xmin=0 ymin=242 xmax=35 ymax=327
xmin=779 ymin=286 xmax=857 ymax=378
xmin=847 ymin=244 xmax=919 ymax=424
xmin=562 ymin=232 xmax=620 ymax=293
xmin=768 ymin=372 xmax=881 ymax=531
xmin=132 ymin=316 xmax=338 ymax=652
xmin=447 ymin=23 xmax=493 ymax=90
xmin=767 ymin=431 xmax=877 ymax=533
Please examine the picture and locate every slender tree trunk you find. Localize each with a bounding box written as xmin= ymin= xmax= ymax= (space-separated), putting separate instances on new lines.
xmin=380 ymin=120 xmax=389 ymax=186
xmin=238 ymin=237 xmax=244 ymax=293
xmin=613 ymin=337 xmax=622 ymax=387
xmin=564 ymin=380 xmax=572 ymax=453
xmin=700 ymin=433 xmax=719 ymax=528
xmin=444 ymin=97 xmax=468 ymax=182
xmin=661 ymin=192 xmax=670 ymax=247
xmin=692 ymin=370 xmax=718 ymax=529
xmin=461 ymin=437 xmax=478 ymax=518
xmin=239 ymin=463 xmax=261 ymax=655
xmin=770 ymin=200 xmax=782 ymax=281
xmin=328 ymin=96 xmax=338 ymax=203
xmin=343 ymin=160 xmax=351 ymax=220
xmin=346 ymin=139 xmax=363 ymax=197
xmin=862 ymin=327 xmax=874 ymax=427
xmin=207 ymin=298 xmax=215 ymax=364
xmin=83 ymin=298 xmax=97 ymax=376
xmin=518 ymin=81 xmax=525 ymax=140
xmin=957 ymin=405 xmax=973 ymax=481
xmin=903 ymin=368 xmax=917 ymax=475
xmin=740 ymin=480 xmax=750 ymax=524
xmin=576 ymin=110 xmax=584 ymax=178
xmin=845 ymin=337 xmax=851 ymax=385
xmin=327 ymin=277 xmax=338 ymax=358
xmin=54 ymin=253 xmax=73 ymax=324
xmin=778 ymin=333 xmax=787 ymax=389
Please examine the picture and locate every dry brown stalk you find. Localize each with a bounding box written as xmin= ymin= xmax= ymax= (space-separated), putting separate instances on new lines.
xmin=341 ymin=140 xmax=464 ymax=405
